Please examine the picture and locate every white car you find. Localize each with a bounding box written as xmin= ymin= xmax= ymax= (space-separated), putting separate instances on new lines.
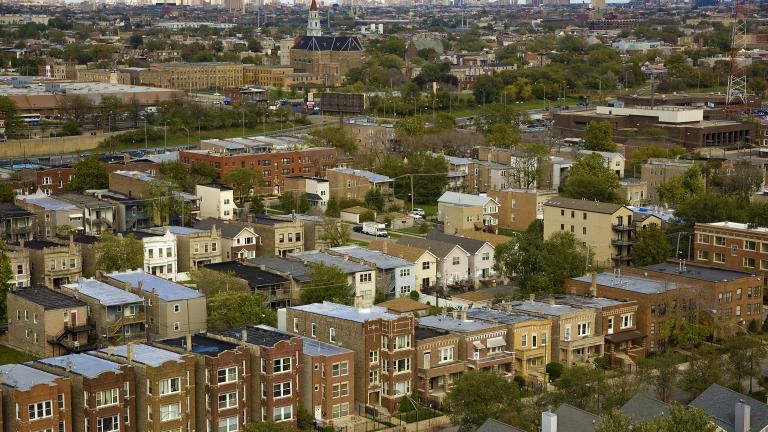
xmin=411 ymin=208 xmax=425 ymax=217
xmin=409 ymin=213 xmax=423 ymax=220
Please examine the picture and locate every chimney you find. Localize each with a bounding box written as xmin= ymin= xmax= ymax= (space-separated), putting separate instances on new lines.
xmin=736 ymin=400 xmax=750 ymax=432
xmin=126 ymin=343 xmax=134 ymax=363
xmin=541 ymin=410 xmax=557 ymax=432
xmin=461 ymin=310 xmax=467 ymax=321
xmin=185 ymin=334 xmax=193 ymax=352
xmin=383 ymin=241 xmax=388 ymax=255
xmin=66 ymin=359 xmax=73 ymax=372
xmin=241 ymin=329 xmax=248 ymax=342
xmin=529 ymin=293 xmax=535 ymax=301
xmin=590 ymin=273 xmax=597 ymax=297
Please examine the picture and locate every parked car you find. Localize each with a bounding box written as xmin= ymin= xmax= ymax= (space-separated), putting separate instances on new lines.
xmin=411 ymin=208 xmax=425 ymax=217
xmin=352 ymin=225 xmax=364 ymax=233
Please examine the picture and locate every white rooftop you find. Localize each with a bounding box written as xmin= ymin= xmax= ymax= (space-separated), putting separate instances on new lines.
xmin=39 ymin=353 xmax=123 ymax=378
xmin=329 ymin=246 xmax=413 ymax=269
xmin=329 ymin=168 xmax=392 ymax=183
xmin=63 ymin=279 xmax=144 ymax=307
xmin=438 ymin=191 xmax=496 ymax=207
xmin=703 ymin=221 xmax=768 ymax=233
xmin=106 ymin=270 xmax=204 ymax=301
xmin=0 ymin=364 xmax=61 ymax=390
xmin=289 ymin=302 xmax=400 ymax=323
xmin=98 ymin=343 xmax=183 ymax=367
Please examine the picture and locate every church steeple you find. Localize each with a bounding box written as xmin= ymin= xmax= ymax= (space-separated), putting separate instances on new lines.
xmin=307 ymin=0 xmax=322 ymax=36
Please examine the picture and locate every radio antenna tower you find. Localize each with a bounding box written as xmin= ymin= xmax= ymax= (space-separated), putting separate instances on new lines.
xmin=725 ymin=0 xmax=747 ymax=109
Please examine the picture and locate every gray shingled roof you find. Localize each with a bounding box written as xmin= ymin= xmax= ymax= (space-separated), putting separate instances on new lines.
xmin=396 ymin=236 xmax=470 ymax=259
xmin=554 ymin=404 xmax=598 ymax=432
xmin=689 ymin=383 xmax=768 ymax=432
xmin=544 ymin=197 xmax=625 ymax=215
xmin=194 ymin=219 xmax=252 ymax=239
xmin=426 ymin=230 xmax=492 ymax=255
xmin=476 ymin=419 xmax=526 ymax=432
xmin=620 ymin=393 xmax=669 ymax=423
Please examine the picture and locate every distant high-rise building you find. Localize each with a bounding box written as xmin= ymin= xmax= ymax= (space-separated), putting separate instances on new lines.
xmin=307 ymin=0 xmax=322 ymax=36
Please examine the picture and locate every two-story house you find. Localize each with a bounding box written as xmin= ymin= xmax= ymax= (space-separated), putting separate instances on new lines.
xmin=289 ymin=251 xmax=376 ymax=308
xmin=6 ymin=242 xmax=30 ymax=288
xmin=283 ymin=177 xmax=330 ymax=210
xmin=131 ymin=230 xmax=178 ymax=281
xmin=147 ymin=225 xmax=223 ymax=274
xmin=196 ymin=184 xmax=238 ymax=220
xmin=367 ymin=240 xmax=439 ymax=293
xmin=396 ymin=237 xmax=472 ymax=287
xmin=251 ymin=215 xmax=305 ymax=257
xmin=0 ymin=202 xmax=35 ymax=243
xmin=329 ymin=246 xmax=416 ymax=298
xmin=426 ymin=231 xmax=496 ymax=281
xmin=204 ymin=261 xmax=295 ymax=308
xmin=57 ymin=193 xmax=117 ymax=235
xmin=24 ymin=238 xmax=82 ymax=288
xmin=414 ymin=325 xmax=465 ymax=408
xmin=195 ymin=219 xmax=260 ymax=260
xmin=437 ymin=191 xmax=500 ymax=234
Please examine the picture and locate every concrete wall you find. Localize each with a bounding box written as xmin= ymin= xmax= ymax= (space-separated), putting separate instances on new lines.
xmin=0 ymin=131 xmax=125 ymax=158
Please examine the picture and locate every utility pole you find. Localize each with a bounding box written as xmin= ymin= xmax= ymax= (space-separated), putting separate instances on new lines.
xmin=410 ymin=174 xmax=414 ymax=212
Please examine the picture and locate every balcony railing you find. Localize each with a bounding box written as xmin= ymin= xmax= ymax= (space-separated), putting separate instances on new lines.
xmin=612 ymin=224 xmax=634 ymax=232
xmin=611 ymin=239 xmax=633 ymax=246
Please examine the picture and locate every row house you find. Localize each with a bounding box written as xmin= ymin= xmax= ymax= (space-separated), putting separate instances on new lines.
xmin=87 ymin=190 xmax=152 ymax=232
xmin=289 ymin=251 xmax=376 ymax=308
xmin=93 ymin=344 xmax=197 ymax=432
xmin=436 ymin=191 xmax=500 ymax=234
xmin=328 ymin=246 xmax=416 ymax=298
xmin=0 ymin=364 xmax=72 ymax=432
xmin=6 ymin=243 xmax=30 ymax=288
xmin=694 ymin=221 xmax=768 ymax=283
xmin=155 ymin=334 xmax=252 ymax=432
xmin=61 ymin=279 xmax=146 ymax=346
xmin=147 ymin=225 xmax=223 ymax=273
xmin=281 ymin=302 xmax=415 ymax=412
xmin=413 ymin=325 xmax=465 ymax=408
xmin=209 ymin=326 xmax=303 ymax=426
xmin=417 ymin=315 xmax=514 ymax=378
xmin=300 ymin=338 xmax=356 ymax=423
xmin=498 ymin=299 xmax=604 ymax=367
xmin=7 ymin=286 xmax=92 ymax=357
xmin=0 ymin=202 xmax=34 ymax=243
xmin=132 ymin=230 xmax=178 ymax=281
xmin=426 ymin=231 xmax=496 ymax=281
xmin=326 ymin=168 xmax=394 ymax=202
xmin=251 ymin=215 xmax=305 ymax=258
xmin=487 ymin=189 xmax=559 ymax=233
xmin=465 ymin=308 xmax=551 ymax=384
xmin=204 ymin=261 xmax=295 ymax=309
xmin=196 ymin=184 xmax=238 ymax=221
xmin=396 ymin=237 xmax=471 ymax=288
xmin=102 ymin=270 xmax=207 ymax=340
xmin=33 ymin=353 xmax=136 ymax=432
xmin=24 ymin=238 xmax=82 ymax=288
xmin=367 ymin=240 xmax=439 ymax=293
xmin=283 ymin=177 xmax=330 ymax=210
xmin=16 ymin=191 xmax=83 ymax=237
xmin=194 ymin=220 xmax=259 ymax=260
xmin=57 ymin=193 xmax=117 ymax=236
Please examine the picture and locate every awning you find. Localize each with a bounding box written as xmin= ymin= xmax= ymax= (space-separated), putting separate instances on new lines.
xmin=487 ymin=337 xmax=506 ymax=348
xmin=605 ymin=330 xmax=643 ymax=344
xmin=68 ymin=213 xmax=83 ymax=219
xmin=473 ymin=341 xmax=485 ymax=350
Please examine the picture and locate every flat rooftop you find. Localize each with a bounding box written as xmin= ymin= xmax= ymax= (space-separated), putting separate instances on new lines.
xmin=415 ymin=326 xmax=450 ymax=341
xmin=550 ymin=295 xmax=628 ymax=309
xmin=0 ymin=364 xmax=61 ymax=390
xmin=156 ymin=334 xmax=239 ymax=357
xmin=502 ymin=300 xmax=584 ymax=316
xmin=302 ymin=337 xmax=352 ymax=357
xmin=99 ymin=343 xmax=184 ymax=367
xmin=13 ymin=286 xmax=86 ymax=310
xmin=203 ymin=261 xmax=289 ymax=286
xmin=642 ymin=262 xmax=757 ymax=282
xmin=700 ymin=221 xmax=768 ymax=234
xmin=418 ymin=315 xmax=500 ymax=333
xmin=17 ymin=194 xmax=78 ymax=211
xmin=148 ymin=226 xmax=206 ymax=236
xmin=250 ymin=256 xmax=311 ymax=282
xmin=211 ymin=325 xmax=294 ymax=347
xmin=62 ymin=279 xmax=143 ymax=306
xmin=106 ymin=270 xmax=204 ymax=301
xmin=466 ymin=307 xmax=545 ymax=325
xmin=0 ymin=81 xmax=182 ymax=96
xmin=289 ymin=302 xmax=400 ymax=323
xmin=38 ymin=353 xmax=123 ymax=378
xmin=572 ymin=273 xmax=682 ymax=295
xmin=328 ymin=167 xmax=392 ymax=183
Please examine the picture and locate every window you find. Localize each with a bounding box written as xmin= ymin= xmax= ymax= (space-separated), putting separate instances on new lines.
xmin=744 ymin=257 xmax=756 ymax=268
xmin=395 ymin=381 xmax=410 ymax=395
xmin=29 ymin=401 xmax=52 ymax=420
xmin=399 ymin=268 xmax=411 ymax=277
xmin=332 ymin=361 xmax=349 ymax=377
xmin=715 ymin=252 xmax=725 ymax=263
xmin=273 ymin=406 xmax=292 ymax=422
xmin=273 ymin=357 xmax=292 ymax=373
xmin=532 ymin=334 xmax=538 ymax=348
xmin=332 ymin=403 xmax=350 ymax=419
xmin=541 ymin=332 xmax=547 ymax=346
xmin=173 ymin=322 xmax=180 ymax=331
xmin=521 ymin=334 xmax=527 ymax=347
xmin=212 ymin=242 xmax=217 ymax=252
xmin=329 ymin=327 xmax=336 ymax=343
xmin=293 ymin=318 xmax=299 ymax=332
xmin=369 ymin=350 xmax=378 ymax=363
xmin=481 ymin=252 xmax=490 ymax=261
xmin=359 ymin=273 xmax=372 ymax=283
xmin=732 ymin=245 xmax=739 ymax=256
xmin=564 ymin=325 xmax=571 ymax=341
xmin=332 ymin=382 xmax=349 ymax=398
xmin=96 ymin=415 xmax=119 ymax=432
xmin=621 ymin=314 xmax=632 ymax=329
xmin=452 ymin=257 xmax=460 ymax=265
xmin=394 ymin=335 xmax=411 ymax=349
xmin=381 ymin=335 xmax=389 ymax=350
xmin=218 ymin=416 xmax=238 ymax=432
xmin=698 ymin=233 xmax=710 ymax=244
xmin=311 ymin=323 xmax=317 ymax=337
xmin=217 ymin=367 xmax=237 ymax=384
xmin=422 ymin=261 xmax=430 ymax=270
xmin=369 ymin=370 xmax=379 ymax=384
xmin=607 ymin=317 xmax=614 ymax=333
xmin=273 ymin=382 xmax=291 ymax=398
xmin=159 ymin=377 xmax=180 ymax=395
xmin=582 ymin=227 xmax=587 ymax=235
xmin=173 ymin=304 xmax=180 ymax=313
xmin=96 ymin=389 xmax=119 ymax=407
xmin=439 ymin=347 xmax=453 ymax=363
xmin=159 ymin=403 xmax=181 ymax=422
xmin=745 ymin=240 xmax=757 ymax=251
xmin=715 ymin=236 xmax=726 ymax=246
xmin=698 ymin=250 xmax=709 ymax=261
xmin=577 ymin=323 xmax=590 ymax=336
xmin=394 ymin=358 xmax=411 ymax=373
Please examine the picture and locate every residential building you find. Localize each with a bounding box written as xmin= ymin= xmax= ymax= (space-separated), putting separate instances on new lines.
xmin=251 ymin=215 xmax=305 ymax=257
xmin=413 ymin=325 xmax=465 ymax=408
xmin=194 ymin=220 xmax=260 ymax=260
xmin=33 ymin=353 xmax=136 ymax=432
xmin=102 ymin=270 xmax=207 ymax=340
xmin=180 ymin=145 xmax=337 ymax=196
xmin=498 ymin=299 xmax=604 ymax=366
xmin=300 ymin=338 xmax=356 ymax=423
xmin=396 ymin=237 xmax=471 ymax=287
xmin=60 ymin=279 xmax=146 ymax=346
xmin=7 ymin=286 xmax=92 ymax=357
xmin=543 ymin=197 xmax=635 ymax=267
xmin=0 ymin=202 xmax=35 ymax=243
xmin=155 ymin=334 xmax=252 ymax=432
xmin=19 ymin=165 xmax=74 ymax=196
xmin=327 ymin=168 xmax=393 ymax=202
xmin=640 ymin=159 xmax=699 ymax=204
xmin=204 ymin=261 xmax=295 ymax=308
xmin=437 ymin=191 xmax=500 ymax=234
xmin=196 ymin=184 xmax=238 ymax=221
xmin=139 ymin=62 xmax=245 ymax=90
xmin=426 ymin=231 xmax=496 ymax=281
xmin=329 ymin=246 xmax=416 ymax=298
xmin=283 ymin=177 xmax=330 ymax=210
xmin=208 ymin=326 xmax=303 ymax=426
xmin=294 ymin=214 xmax=330 ymax=251
xmin=690 ymin=384 xmax=768 ymax=432
xmin=417 ymin=314 xmax=514 ymax=378
xmin=281 ymin=302 xmax=416 ymax=412
xmin=93 ymin=344 xmax=197 ymax=432
xmin=16 ymin=191 xmax=83 ymax=237
xmin=0 ymin=364 xmax=72 ymax=432
xmin=618 ymin=179 xmax=649 ymax=206
xmin=465 ymin=308 xmax=551 ymax=383
xmin=488 ymin=189 xmax=558 ymax=232
xmin=6 ymin=243 xmax=30 ymax=288
xmin=694 ymin=221 xmax=768 ymax=280
xmin=57 ymin=193 xmax=117 ymax=235
xmin=87 ymin=190 xmax=152 ymax=232
xmin=148 ymin=226 xmax=222 ymax=273
xmin=24 ymin=238 xmax=82 ymax=288
xmin=577 ymin=150 xmax=625 ymax=177
xmin=128 ymin=230 xmax=178 ymax=281
xmin=367 ymin=240 xmax=438 ymax=293
xmin=289 ymin=251 xmax=376 ymax=308
xmin=251 ymin=256 xmax=313 ymax=296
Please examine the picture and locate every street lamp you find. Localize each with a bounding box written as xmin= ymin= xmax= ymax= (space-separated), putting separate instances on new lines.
xmin=163 ymin=121 xmax=168 ymax=148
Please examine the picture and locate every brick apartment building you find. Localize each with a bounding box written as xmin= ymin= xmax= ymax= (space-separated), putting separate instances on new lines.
xmin=155 ymin=334 xmax=252 ymax=432
xmin=33 ymin=353 xmax=136 ymax=432
xmin=0 ymin=364 xmax=72 ymax=432
xmin=694 ymin=221 xmax=768 ymax=285
xmin=179 ymin=146 xmax=337 ymax=195
xmin=93 ymin=344 xmax=197 ymax=432
xmin=413 ymin=325 xmax=465 ymax=408
xmin=300 ymin=338 xmax=356 ymax=422
xmin=209 ymin=326 xmax=303 ymax=426
xmin=8 ymin=286 xmax=92 ymax=357
xmin=282 ymin=302 xmax=415 ymax=412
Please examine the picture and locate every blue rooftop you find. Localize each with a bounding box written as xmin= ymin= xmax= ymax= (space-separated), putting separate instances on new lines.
xmin=0 ymin=364 xmax=61 ymax=390
xmin=302 ymin=337 xmax=353 ymax=357
xmin=38 ymin=353 xmax=123 ymax=378
xmin=106 ymin=270 xmax=204 ymax=301
xmin=148 ymin=226 xmax=205 ymax=235
xmin=63 ymin=279 xmax=144 ymax=306
xmin=99 ymin=343 xmax=184 ymax=367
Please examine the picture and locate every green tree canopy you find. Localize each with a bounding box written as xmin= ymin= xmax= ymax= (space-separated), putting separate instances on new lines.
xmin=224 ymin=168 xmax=262 ymax=205
xmin=378 ymin=152 xmax=448 ymax=205
xmin=364 ymin=188 xmax=385 ymax=212
xmin=443 ymin=371 xmax=521 ymax=432
xmin=656 ymin=165 xmax=704 ymax=205
xmin=95 ymin=233 xmax=144 ymax=274
xmin=582 ymin=120 xmax=617 ymax=152
xmin=190 ymin=268 xmax=249 ymax=297
xmin=207 ymin=291 xmax=276 ymax=330
xmin=560 ymin=153 xmax=624 ymax=204
xmin=596 ymin=405 xmax=717 ymax=432
xmin=632 ymin=225 xmax=672 ymax=266
xmin=319 ymin=220 xmax=351 ymax=248
xmin=310 ymin=126 xmax=358 ymax=155
xmin=301 ymin=263 xmax=354 ymax=305
xmin=67 ymin=156 xmax=108 ymax=192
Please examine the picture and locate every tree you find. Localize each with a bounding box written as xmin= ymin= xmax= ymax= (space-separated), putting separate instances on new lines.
xmin=711 ymin=160 xmax=764 ymax=197
xmin=67 ymin=156 xmax=108 ymax=192
xmin=59 ymin=94 xmax=94 ymax=122
xmin=657 ymin=165 xmax=704 ymax=205
xmin=364 ymin=188 xmax=385 ymax=212
xmin=0 ymin=96 xmax=22 ymax=137
xmin=301 ymin=263 xmax=354 ymax=305
xmin=508 ymin=143 xmax=548 ymax=189
xmin=0 ymin=184 xmax=14 ymax=203
xmin=279 ymin=192 xmax=310 ymax=214
xmin=319 ymin=220 xmax=351 ymax=248
xmin=551 ymin=365 xmax=605 ymax=413
xmin=207 ymin=291 xmax=276 ymax=330
xmin=661 ymin=319 xmax=710 ymax=349
xmin=310 ymin=126 xmax=357 ymax=155
xmin=596 ymin=405 xmax=717 ymax=432
xmin=725 ymin=335 xmax=766 ymax=393
xmin=61 ymin=120 xmax=81 ymax=136
xmin=249 ymin=196 xmax=266 ymax=216
xmin=0 ymin=240 xmax=13 ymax=324
xmin=632 ymin=225 xmax=672 ymax=266
xmin=560 ymin=153 xmax=624 ymax=204
xmin=639 ymin=355 xmax=679 ymax=402
xmin=95 ymin=234 xmax=144 ymax=274
xmin=443 ymin=371 xmax=521 ymax=432
xmin=595 ymin=409 xmax=633 ymax=432
xmin=325 ymin=197 xmax=341 ymax=217
xmin=224 ymin=168 xmax=261 ymax=205
xmin=474 ymin=103 xmax=525 ymax=148
xmin=378 ymin=152 xmax=449 ymax=205
xmin=681 ymin=348 xmax=726 ymax=396
xmin=582 ymin=120 xmax=617 ymax=152
xmin=473 ymin=74 xmax=502 ymax=105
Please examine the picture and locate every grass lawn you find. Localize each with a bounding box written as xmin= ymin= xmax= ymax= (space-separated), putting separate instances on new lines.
xmin=446 ymin=97 xmax=583 ymax=118
xmin=0 ymin=344 xmax=36 ymax=365
xmin=395 ymin=408 xmax=443 ymax=424
xmin=397 ymin=225 xmax=430 ymax=236
xmin=407 ymin=203 xmax=438 ymax=217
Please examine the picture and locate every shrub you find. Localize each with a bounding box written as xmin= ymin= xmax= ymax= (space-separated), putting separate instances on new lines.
xmin=513 ymin=375 xmax=526 ymax=388
xmin=546 ymin=362 xmax=564 ymax=380
xmin=409 ymin=290 xmax=420 ymax=301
